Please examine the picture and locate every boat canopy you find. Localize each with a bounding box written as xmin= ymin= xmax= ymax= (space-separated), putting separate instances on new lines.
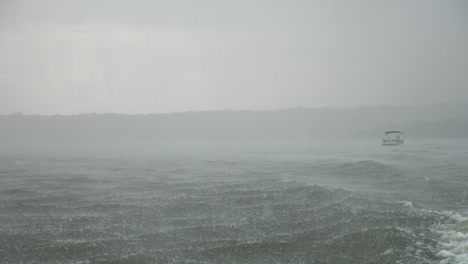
xmin=385 ymin=131 xmax=404 ymax=135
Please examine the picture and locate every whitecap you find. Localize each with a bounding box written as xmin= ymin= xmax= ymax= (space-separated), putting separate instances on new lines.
xmin=436 ymin=213 xmax=468 ymax=264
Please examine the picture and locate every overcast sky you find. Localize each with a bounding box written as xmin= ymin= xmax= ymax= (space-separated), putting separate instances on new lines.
xmin=1 ymin=0 xmax=467 ymax=114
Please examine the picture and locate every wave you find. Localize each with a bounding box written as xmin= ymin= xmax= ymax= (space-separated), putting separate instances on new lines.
xmin=149 ymin=185 xmax=445 ymax=263
xmin=0 ymin=188 xmax=41 ymax=196
xmin=322 ymin=160 xmax=404 ymax=183
xmin=1 ymin=151 xmax=466 ymax=264
xmin=436 ymin=213 xmax=468 ymax=264
xmin=76 ymin=203 xmax=151 ymax=212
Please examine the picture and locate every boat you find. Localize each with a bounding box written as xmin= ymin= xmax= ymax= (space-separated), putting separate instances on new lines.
xmin=382 ymin=131 xmax=404 ymax=145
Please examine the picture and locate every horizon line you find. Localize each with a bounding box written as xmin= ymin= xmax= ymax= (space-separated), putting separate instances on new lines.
xmin=2 ymin=102 xmax=467 ymax=117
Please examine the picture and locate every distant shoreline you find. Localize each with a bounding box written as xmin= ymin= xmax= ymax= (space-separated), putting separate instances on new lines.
xmin=1 ymin=104 xmax=468 ymax=142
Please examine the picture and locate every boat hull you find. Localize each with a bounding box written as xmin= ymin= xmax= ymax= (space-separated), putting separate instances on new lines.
xmin=382 ymin=140 xmax=404 ymax=146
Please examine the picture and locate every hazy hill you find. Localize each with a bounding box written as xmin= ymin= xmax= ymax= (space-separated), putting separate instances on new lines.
xmin=1 ymin=104 xmax=468 ymax=143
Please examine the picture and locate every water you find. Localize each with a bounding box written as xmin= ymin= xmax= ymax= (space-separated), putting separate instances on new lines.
xmin=1 ymin=141 xmax=467 ymax=263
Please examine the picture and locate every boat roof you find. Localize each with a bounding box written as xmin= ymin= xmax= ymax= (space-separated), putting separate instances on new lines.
xmin=385 ymin=131 xmax=404 ymax=135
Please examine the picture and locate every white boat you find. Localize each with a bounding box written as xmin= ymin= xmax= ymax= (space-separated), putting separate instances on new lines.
xmin=382 ymin=131 xmax=404 ymax=145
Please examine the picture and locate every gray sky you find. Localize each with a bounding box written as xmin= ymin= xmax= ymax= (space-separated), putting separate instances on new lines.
xmin=1 ymin=0 xmax=467 ymax=114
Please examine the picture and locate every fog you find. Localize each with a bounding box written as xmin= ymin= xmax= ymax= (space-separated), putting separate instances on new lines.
xmin=1 ymin=0 xmax=468 ymax=115
xmin=1 ymin=104 xmax=468 ymax=146
xmin=2 ymin=2 xmax=468 ymax=263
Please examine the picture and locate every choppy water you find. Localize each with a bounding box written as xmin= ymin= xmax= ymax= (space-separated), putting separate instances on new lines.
xmin=1 ymin=141 xmax=467 ymax=263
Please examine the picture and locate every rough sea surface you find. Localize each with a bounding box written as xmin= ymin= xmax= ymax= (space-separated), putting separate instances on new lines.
xmin=1 ymin=141 xmax=467 ymax=263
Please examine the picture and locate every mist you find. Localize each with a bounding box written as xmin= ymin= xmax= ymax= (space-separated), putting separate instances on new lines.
xmin=1 ymin=0 xmax=468 ymax=114
xmin=2 ymin=1 xmax=468 ymax=264
xmin=1 ymin=103 xmax=468 ymax=147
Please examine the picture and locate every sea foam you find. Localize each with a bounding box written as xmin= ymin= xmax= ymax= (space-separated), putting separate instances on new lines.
xmin=436 ymin=213 xmax=468 ymax=264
